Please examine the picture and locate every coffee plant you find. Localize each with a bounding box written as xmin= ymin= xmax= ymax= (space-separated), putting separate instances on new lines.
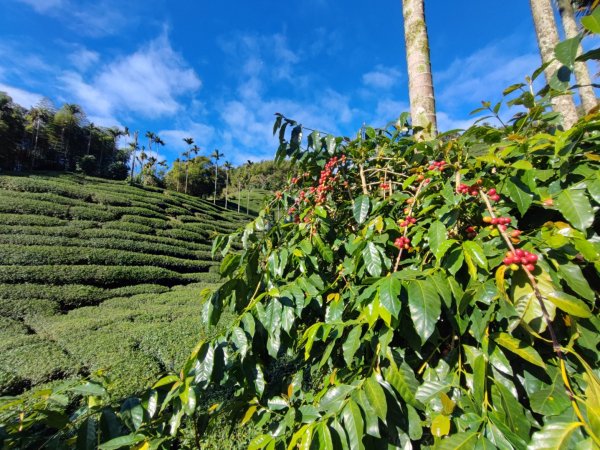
xmin=2 ymin=42 xmax=600 ymax=450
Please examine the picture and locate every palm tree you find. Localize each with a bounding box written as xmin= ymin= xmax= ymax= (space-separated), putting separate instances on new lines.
xmin=104 ymin=126 xmax=127 ymax=171
xmin=224 ymin=161 xmax=233 ymax=209
xmin=402 ymin=0 xmax=437 ymax=139
xmin=138 ymin=147 xmax=147 ymax=184
xmin=245 ymin=160 xmax=254 ymax=214
xmin=25 ymin=105 xmax=49 ymax=168
xmin=557 ymin=0 xmax=597 ymax=113
xmin=182 ymin=137 xmax=194 ymax=194
xmin=530 ymin=0 xmax=579 ymax=129
xmin=129 ymin=131 xmax=139 ymax=185
xmin=145 ymin=131 xmax=156 ymax=154
xmin=211 ymin=149 xmax=224 ymax=204
xmin=54 ymin=103 xmax=85 ymax=169
xmin=86 ymin=123 xmax=96 ymax=156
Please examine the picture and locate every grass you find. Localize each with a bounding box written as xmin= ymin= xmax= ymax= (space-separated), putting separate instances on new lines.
xmin=0 ymin=172 xmax=250 ymax=398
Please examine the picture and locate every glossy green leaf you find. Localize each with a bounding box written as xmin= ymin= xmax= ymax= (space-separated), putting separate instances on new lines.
xmin=558 ymin=263 xmax=595 ymax=302
xmin=98 ymin=434 xmax=146 ymax=450
xmin=353 ymin=195 xmax=370 ymax=224
xmin=526 ymin=421 xmax=582 ymax=450
xmin=362 ymin=242 xmax=382 ymax=277
xmin=316 ymin=423 xmax=334 ymax=450
xmin=556 ymin=189 xmax=594 ymax=231
xmin=463 ymin=241 xmax=487 ymax=269
xmin=434 ymin=431 xmax=478 ymax=450
xmin=341 ymin=399 xmax=365 ymax=450
xmin=546 ymin=291 xmax=592 ymax=318
xmin=378 ymin=275 xmax=401 ymax=318
xmin=492 ymin=332 xmax=545 ymax=368
xmin=364 ymin=376 xmax=387 ymax=423
xmin=555 ymin=36 xmax=582 ymax=69
xmin=407 ymin=280 xmax=441 ymax=344
xmin=342 ymin=326 xmax=362 ymax=367
xmin=581 ymin=6 xmax=600 ymax=34
xmin=506 ymin=178 xmax=533 ymax=216
xmin=319 ymin=385 xmax=354 ymax=413
xmin=429 ymin=221 xmax=447 ymax=260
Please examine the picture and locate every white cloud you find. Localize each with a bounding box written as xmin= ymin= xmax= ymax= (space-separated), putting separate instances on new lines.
xmin=159 ymin=122 xmax=216 ymax=156
xmin=16 ymin=0 xmax=65 ymax=13
xmin=436 ymin=111 xmax=478 ymax=132
xmin=68 ymin=47 xmax=100 ymax=71
xmin=436 ymin=34 xmax=539 ymax=108
xmin=362 ymin=65 xmax=402 ymax=90
xmin=0 ymin=83 xmax=43 ymax=108
xmin=60 ymin=34 xmax=201 ymax=120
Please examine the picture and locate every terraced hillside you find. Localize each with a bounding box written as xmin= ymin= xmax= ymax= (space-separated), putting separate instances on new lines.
xmin=0 ymin=173 xmax=248 ymax=398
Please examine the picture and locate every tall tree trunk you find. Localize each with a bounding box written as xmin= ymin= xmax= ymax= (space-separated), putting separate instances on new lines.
xmin=557 ymin=0 xmax=598 ymax=113
xmin=225 ymin=170 xmax=229 ymax=209
xmin=130 ymin=131 xmax=138 ymax=185
xmin=402 ymin=0 xmax=437 ymax=139
xmin=214 ymin=164 xmax=218 ymax=204
xmin=185 ymin=161 xmax=189 ymax=194
xmin=238 ymin=181 xmax=241 ymax=213
xmin=32 ymin=119 xmax=40 ymax=169
xmin=87 ymin=130 xmax=92 ymax=155
xmin=530 ymin=0 xmax=579 ymax=129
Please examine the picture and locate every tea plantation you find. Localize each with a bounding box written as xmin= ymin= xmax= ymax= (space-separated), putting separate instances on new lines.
xmin=0 ymin=173 xmax=249 ymax=398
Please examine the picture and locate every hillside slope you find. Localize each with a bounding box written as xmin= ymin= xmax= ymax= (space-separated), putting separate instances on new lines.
xmin=0 ymin=173 xmax=248 ymax=397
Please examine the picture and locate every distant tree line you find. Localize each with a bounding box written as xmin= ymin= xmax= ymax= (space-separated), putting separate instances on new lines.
xmin=0 ymin=92 xmax=130 ymax=179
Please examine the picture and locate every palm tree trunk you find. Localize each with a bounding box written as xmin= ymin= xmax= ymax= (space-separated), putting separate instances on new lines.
xmin=402 ymin=0 xmax=437 ymax=139
xmin=530 ymin=0 xmax=579 ymax=129
xmin=246 ymin=188 xmax=250 ymax=215
xmin=557 ymin=0 xmax=597 ymax=113
xmin=225 ymin=170 xmax=229 ymax=209
xmin=87 ymin=130 xmax=92 ymax=155
xmin=238 ymin=181 xmax=241 ymax=213
xmin=185 ymin=161 xmax=189 ymax=194
xmin=214 ymin=164 xmax=218 ymax=204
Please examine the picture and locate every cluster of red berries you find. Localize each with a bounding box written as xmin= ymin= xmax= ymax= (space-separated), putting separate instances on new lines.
xmin=399 ymin=216 xmax=417 ymax=227
xmin=503 ymin=249 xmax=538 ymax=272
xmin=483 ymin=216 xmax=511 ymax=231
xmin=415 ymin=174 xmax=431 ymax=184
xmin=487 ymin=188 xmax=500 ymax=202
xmin=394 ymin=236 xmax=411 ymax=250
xmin=465 ymin=226 xmax=477 ymax=239
xmin=314 ymin=155 xmax=345 ymax=204
xmin=380 ymin=182 xmax=390 ymax=190
xmin=428 ymin=160 xmax=446 ymax=171
xmin=457 ymin=183 xmax=481 ymax=196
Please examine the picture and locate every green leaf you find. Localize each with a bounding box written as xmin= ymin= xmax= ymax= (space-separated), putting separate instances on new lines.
xmin=76 ymin=417 xmax=97 ymax=450
xmin=363 ymin=376 xmax=387 ymax=423
xmin=70 ymin=382 xmax=107 ymax=397
xmin=319 ymin=385 xmax=354 ymax=413
xmin=529 ymin=379 xmax=571 ymax=416
xmin=428 ymin=221 xmax=447 ymax=260
xmin=384 ymin=363 xmax=419 ymax=407
xmin=431 ymin=414 xmax=451 ymax=437
xmin=98 ymin=434 xmax=146 ymax=450
xmin=434 ymin=431 xmax=478 ymax=450
xmin=526 ymin=421 xmax=582 ymax=450
xmin=463 ymin=241 xmax=487 ymax=269
xmin=362 ymin=242 xmax=382 ymax=277
xmin=316 ymin=423 xmax=334 ymax=450
xmin=341 ymin=399 xmax=365 ymax=450
xmin=546 ymin=291 xmax=592 ymax=318
xmin=378 ymin=275 xmax=401 ymax=318
xmin=231 ymin=327 xmax=248 ymax=358
xmin=407 ymin=280 xmax=441 ymax=344
xmin=581 ymin=6 xmax=600 ymax=34
xmin=558 ymin=263 xmax=595 ymax=302
xmin=556 ymin=189 xmax=594 ymax=231
xmin=248 ymin=434 xmax=273 ymax=450
xmin=554 ymin=36 xmax=582 ymax=69
xmin=513 ymin=268 xmax=556 ymax=333
xmin=506 ymin=178 xmax=533 ymax=216
xmin=353 ymin=195 xmax=370 ymax=224
xmin=492 ymin=332 xmax=545 ymax=368
xmin=342 ymin=326 xmax=362 ymax=367
xmin=436 ymin=239 xmax=457 ymax=264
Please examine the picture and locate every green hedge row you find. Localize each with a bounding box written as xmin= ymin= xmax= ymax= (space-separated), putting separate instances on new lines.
xmin=68 ymin=205 xmax=117 ymax=221
xmin=119 ymin=214 xmax=168 ymax=229
xmin=0 ymin=234 xmax=198 ymax=259
xmin=0 ymin=265 xmax=191 ymax=287
xmin=78 ymin=228 xmax=209 ymax=250
xmin=107 ymin=206 xmax=167 ymax=219
xmin=0 ymin=283 xmax=170 ymax=308
xmin=0 ymin=197 xmax=71 ymax=217
xmin=156 ymin=228 xmax=209 ymax=243
xmin=102 ymin=221 xmax=154 ymax=235
xmin=0 ymin=298 xmax=58 ymax=320
xmin=0 ymin=245 xmax=211 ymax=271
xmin=0 ymin=214 xmax=67 ymax=226
xmin=0 ymin=176 xmax=92 ymax=200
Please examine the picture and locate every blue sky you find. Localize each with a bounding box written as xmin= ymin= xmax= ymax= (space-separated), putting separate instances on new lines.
xmin=0 ymin=0 xmax=548 ymax=165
